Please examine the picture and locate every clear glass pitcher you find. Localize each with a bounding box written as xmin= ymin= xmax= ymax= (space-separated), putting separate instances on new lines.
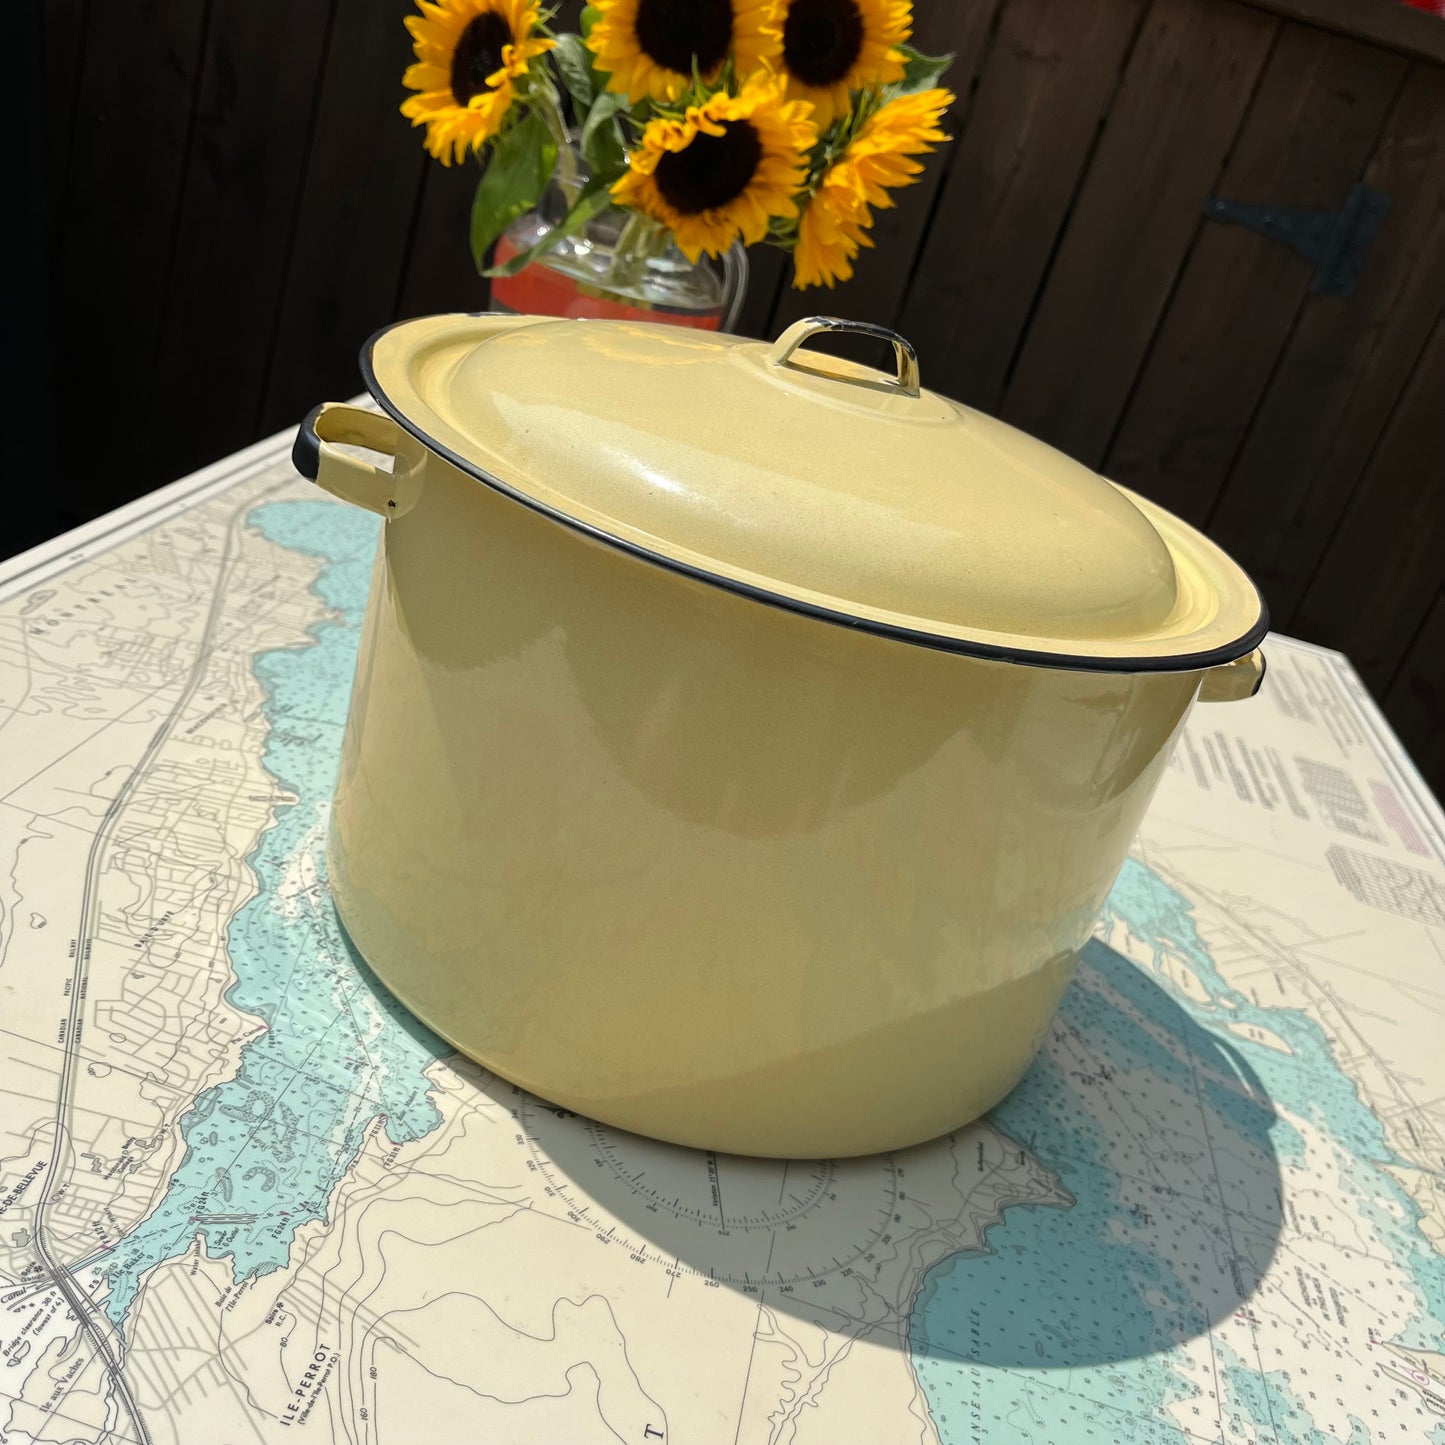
xmin=489 ymin=151 xmax=749 ymax=332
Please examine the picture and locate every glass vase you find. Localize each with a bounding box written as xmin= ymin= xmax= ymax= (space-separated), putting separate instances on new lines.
xmin=489 ymin=159 xmax=748 ymax=332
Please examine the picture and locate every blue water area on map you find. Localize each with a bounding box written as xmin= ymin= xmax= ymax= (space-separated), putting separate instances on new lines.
xmin=909 ymin=858 xmax=1445 ymax=1444
xmin=1215 ymin=1339 xmax=1372 ymax=1445
xmin=101 ymin=500 xmax=445 ymax=1326
xmin=1107 ymin=857 xmax=1445 ymax=1347
xmin=909 ymin=935 xmax=1280 ymax=1442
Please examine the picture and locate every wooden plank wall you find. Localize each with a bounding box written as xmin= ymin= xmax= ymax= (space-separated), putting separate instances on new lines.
xmin=34 ymin=0 xmax=1445 ymax=794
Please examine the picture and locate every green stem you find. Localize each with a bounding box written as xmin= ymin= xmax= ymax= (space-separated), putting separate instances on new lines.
xmin=606 ymin=210 xmax=669 ymax=293
xmin=530 ymin=83 xmax=580 ymax=203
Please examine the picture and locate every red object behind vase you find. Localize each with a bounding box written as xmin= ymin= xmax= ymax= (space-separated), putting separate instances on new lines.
xmin=490 ymin=233 xmax=724 ymax=329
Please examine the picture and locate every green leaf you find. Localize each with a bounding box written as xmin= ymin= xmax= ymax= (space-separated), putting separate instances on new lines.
xmin=481 ymin=181 xmax=614 ymax=278
xmin=891 ymin=44 xmax=954 ymax=97
xmin=580 ymin=4 xmax=601 ymax=39
xmin=552 ymin=33 xmax=594 ymax=112
xmin=469 ymin=110 xmax=558 ymax=272
xmin=580 ymin=91 xmax=629 ymax=183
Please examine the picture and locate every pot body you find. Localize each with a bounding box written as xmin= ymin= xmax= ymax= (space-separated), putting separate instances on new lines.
xmin=328 ymin=438 xmax=1202 ymax=1157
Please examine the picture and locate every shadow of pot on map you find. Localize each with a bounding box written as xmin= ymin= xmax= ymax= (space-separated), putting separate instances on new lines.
xmin=904 ymin=935 xmax=1286 ymax=1371
xmin=443 ymin=930 xmax=1286 ymax=1369
xmin=332 ymin=878 xmax=1284 ymax=1373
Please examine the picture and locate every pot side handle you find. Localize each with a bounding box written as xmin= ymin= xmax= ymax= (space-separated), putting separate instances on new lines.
xmin=1198 ymin=648 xmax=1266 ymax=703
xmin=293 ymin=403 xmax=421 ymax=519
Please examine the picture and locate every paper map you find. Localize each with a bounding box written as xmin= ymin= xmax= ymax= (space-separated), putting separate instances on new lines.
xmin=1 ymin=432 xmax=1443 ymax=1444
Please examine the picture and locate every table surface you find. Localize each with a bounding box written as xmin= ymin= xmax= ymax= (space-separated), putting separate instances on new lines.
xmin=0 ymin=429 xmax=1443 ymax=1445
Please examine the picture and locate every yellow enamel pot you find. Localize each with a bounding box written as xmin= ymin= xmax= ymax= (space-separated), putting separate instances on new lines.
xmin=295 ymin=315 xmax=1266 ymax=1158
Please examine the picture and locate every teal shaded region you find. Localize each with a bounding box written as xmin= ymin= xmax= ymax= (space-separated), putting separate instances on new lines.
xmin=909 ymin=857 xmax=1445 ymax=1443
xmin=101 ymin=500 xmax=445 ymax=1327
xmin=1107 ymin=858 xmax=1445 ymax=1347
xmin=1216 ymin=1340 xmax=1337 ymax=1443
xmin=909 ymin=936 xmax=1271 ymax=1443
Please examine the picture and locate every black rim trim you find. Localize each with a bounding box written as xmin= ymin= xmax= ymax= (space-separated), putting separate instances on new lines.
xmin=358 ymin=320 xmax=1270 ymax=675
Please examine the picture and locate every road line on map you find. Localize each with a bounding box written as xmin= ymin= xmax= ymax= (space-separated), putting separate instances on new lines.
xmin=729 ymin=1296 xmax=764 ymax=1445
xmin=28 ymin=490 xmax=275 ymax=1445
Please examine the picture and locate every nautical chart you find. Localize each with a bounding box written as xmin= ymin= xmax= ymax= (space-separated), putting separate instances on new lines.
xmin=1 ymin=431 xmax=1443 ymax=1444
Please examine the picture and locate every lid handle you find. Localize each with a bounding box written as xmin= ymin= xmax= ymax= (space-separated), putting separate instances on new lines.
xmin=768 ymin=317 xmax=921 ymax=399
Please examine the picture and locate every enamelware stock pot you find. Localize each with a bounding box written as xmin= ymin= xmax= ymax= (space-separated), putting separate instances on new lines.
xmin=295 ymin=314 xmax=1267 ymax=1158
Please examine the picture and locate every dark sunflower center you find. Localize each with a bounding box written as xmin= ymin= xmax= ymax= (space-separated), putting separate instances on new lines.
xmin=634 ymin=0 xmax=733 ymax=74
xmin=782 ymin=0 xmax=865 ymax=86
xmin=654 ymin=120 xmax=763 ymax=214
xmin=450 ymin=10 xmax=515 ymax=105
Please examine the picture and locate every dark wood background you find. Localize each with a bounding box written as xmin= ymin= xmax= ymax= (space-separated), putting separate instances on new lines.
xmin=22 ymin=0 xmax=1445 ymax=792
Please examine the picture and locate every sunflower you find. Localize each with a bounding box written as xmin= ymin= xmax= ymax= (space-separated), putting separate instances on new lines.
xmin=612 ymin=79 xmax=817 ymax=262
xmin=586 ymin=0 xmax=782 ymax=105
xmin=401 ymin=0 xmax=555 ymax=164
xmin=792 ymin=164 xmax=870 ymax=289
xmin=793 ymin=86 xmax=952 ymax=288
xmin=775 ymin=0 xmax=910 ymax=132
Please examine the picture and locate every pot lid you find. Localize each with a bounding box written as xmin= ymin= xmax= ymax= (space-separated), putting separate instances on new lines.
xmin=362 ymin=313 xmax=1266 ymax=670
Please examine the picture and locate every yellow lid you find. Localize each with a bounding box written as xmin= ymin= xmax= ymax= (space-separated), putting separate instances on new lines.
xmin=364 ymin=313 xmax=1266 ymax=669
